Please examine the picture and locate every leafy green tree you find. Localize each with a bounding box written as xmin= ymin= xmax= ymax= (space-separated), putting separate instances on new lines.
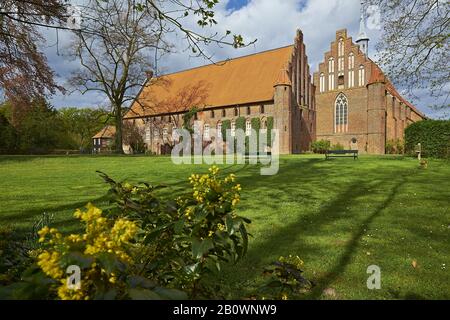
xmin=0 ymin=112 xmax=17 ymax=153
xmin=59 ymin=107 xmax=110 ymax=152
xmin=17 ymin=99 xmax=68 ymax=153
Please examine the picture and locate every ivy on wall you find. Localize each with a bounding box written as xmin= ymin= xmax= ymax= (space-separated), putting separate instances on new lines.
xmin=221 ymin=120 xmax=231 ymax=142
xmin=235 ymin=117 xmax=245 ymax=132
xmin=251 ymin=118 xmax=261 ymax=132
xmin=266 ymin=117 xmax=274 ymax=147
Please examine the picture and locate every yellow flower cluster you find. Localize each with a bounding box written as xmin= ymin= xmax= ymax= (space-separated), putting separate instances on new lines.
xmin=36 ymin=203 xmax=139 ymax=300
xmin=37 ymin=250 xmax=64 ymax=279
xmin=188 ymin=166 xmax=241 ymax=209
xmin=278 ymin=255 xmax=304 ymax=269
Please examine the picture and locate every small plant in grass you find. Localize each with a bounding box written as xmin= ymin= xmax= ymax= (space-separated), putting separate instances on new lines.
xmin=258 ymin=255 xmax=313 ymax=300
xmin=419 ymin=159 xmax=428 ymax=169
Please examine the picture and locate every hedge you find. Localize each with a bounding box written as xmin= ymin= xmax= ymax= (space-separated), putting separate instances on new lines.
xmin=405 ymin=120 xmax=450 ymax=158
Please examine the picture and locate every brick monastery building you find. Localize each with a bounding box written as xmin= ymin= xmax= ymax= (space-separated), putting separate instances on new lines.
xmin=121 ymin=7 xmax=426 ymax=155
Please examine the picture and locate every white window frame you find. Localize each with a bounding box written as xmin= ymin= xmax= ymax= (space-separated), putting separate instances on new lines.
xmin=328 ymin=57 xmax=335 ymax=73
xmin=245 ymin=119 xmax=252 ymax=136
xmin=359 ymin=65 xmax=365 ymax=86
xmin=203 ymin=124 xmax=210 ymax=140
xmin=348 ymin=70 xmax=355 ymax=88
xmin=338 ymin=38 xmax=344 ymax=57
xmin=319 ymin=73 xmax=325 ymax=93
xmin=217 ymin=122 xmax=222 ymax=139
xmin=348 ymin=53 xmax=355 ymax=69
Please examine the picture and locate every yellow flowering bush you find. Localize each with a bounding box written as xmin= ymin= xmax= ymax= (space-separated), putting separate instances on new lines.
xmin=36 ymin=203 xmax=140 ymax=300
xmin=99 ymin=166 xmax=251 ymax=299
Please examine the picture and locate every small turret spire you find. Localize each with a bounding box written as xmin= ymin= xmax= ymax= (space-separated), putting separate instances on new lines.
xmin=356 ymin=0 xmax=369 ymax=56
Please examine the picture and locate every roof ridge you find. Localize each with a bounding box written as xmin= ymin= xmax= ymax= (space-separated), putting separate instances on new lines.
xmin=154 ymin=44 xmax=294 ymax=78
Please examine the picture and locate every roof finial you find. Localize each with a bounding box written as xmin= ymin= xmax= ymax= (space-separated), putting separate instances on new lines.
xmin=356 ymin=0 xmax=369 ymax=56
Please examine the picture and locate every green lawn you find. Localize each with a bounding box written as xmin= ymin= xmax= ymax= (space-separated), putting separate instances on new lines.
xmin=0 ymin=154 xmax=449 ymax=299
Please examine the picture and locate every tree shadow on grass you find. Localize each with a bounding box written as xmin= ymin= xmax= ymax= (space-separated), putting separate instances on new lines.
xmin=0 ymin=195 xmax=110 ymax=226
xmin=304 ymin=176 xmax=405 ymax=299
xmin=225 ymin=159 xmax=410 ymax=299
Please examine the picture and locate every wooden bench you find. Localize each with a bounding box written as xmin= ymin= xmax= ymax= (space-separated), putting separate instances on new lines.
xmin=325 ymin=150 xmax=358 ymax=160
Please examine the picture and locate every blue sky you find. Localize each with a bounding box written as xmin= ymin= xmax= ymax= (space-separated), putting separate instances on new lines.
xmin=41 ymin=0 xmax=447 ymax=119
xmin=226 ymin=0 xmax=248 ymax=11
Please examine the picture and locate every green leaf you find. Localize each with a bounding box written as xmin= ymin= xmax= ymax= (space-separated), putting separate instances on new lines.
xmin=192 ymin=238 xmax=214 ymax=259
xmin=238 ymin=224 xmax=249 ymax=258
xmin=174 ymin=218 xmax=185 ymax=234
xmin=153 ymin=287 xmax=188 ymax=300
xmin=60 ymin=252 xmax=94 ymax=269
xmin=128 ymin=288 xmax=161 ymax=300
xmin=128 ymin=275 xmax=157 ymax=289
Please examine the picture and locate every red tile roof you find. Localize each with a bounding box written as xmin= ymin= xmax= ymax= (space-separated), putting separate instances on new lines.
xmin=125 ymin=45 xmax=294 ymax=118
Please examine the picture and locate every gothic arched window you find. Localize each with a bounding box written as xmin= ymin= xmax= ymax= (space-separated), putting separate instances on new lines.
xmin=335 ymin=93 xmax=348 ymax=133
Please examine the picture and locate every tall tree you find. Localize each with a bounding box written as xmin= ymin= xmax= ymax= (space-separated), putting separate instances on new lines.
xmin=69 ymin=0 xmax=169 ymax=154
xmin=368 ymin=0 xmax=449 ymax=109
xmin=0 ymin=0 xmax=68 ymax=103
xmin=69 ymin=0 xmax=253 ymax=154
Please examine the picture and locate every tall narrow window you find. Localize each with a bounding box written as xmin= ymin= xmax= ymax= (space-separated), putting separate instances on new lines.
xmin=319 ymin=73 xmax=325 ymax=93
xmin=348 ymin=53 xmax=355 ymax=88
xmin=245 ymin=119 xmax=252 ymax=136
xmin=260 ymin=105 xmax=265 ymax=114
xmin=231 ymin=121 xmax=236 ymax=137
xmin=211 ymin=110 xmax=215 ymax=118
xmin=234 ymin=107 xmax=239 ymax=117
xmin=335 ymin=93 xmax=348 ymax=133
xmin=145 ymin=128 xmax=151 ymax=141
xmin=348 ymin=53 xmax=355 ymax=69
xmin=328 ymin=57 xmax=335 ymax=73
xmin=338 ymin=38 xmax=344 ymax=57
xmin=328 ymin=58 xmax=335 ymax=90
xmin=172 ymin=127 xmax=179 ymax=141
xmin=348 ymin=70 xmax=355 ymax=88
xmin=338 ymin=57 xmax=344 ymax=72
xmin=358 ymin=65 xmax=365 ymax=86
xmin=203 ymin=124 xmax=210 ymax=140
xmin=222 ymin=109 xmax=226 ymax=117
xmin=329 ymin=73 xmax=335 ymax=91
xmin=246 ymin=106 xmax=251 ymax=116
xmin=217 ymin=121 xmax=222 ymax=139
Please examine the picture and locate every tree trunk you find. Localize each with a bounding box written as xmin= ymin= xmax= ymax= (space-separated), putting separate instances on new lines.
xmin=115 ymin=104 xmax=124 ymax=154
